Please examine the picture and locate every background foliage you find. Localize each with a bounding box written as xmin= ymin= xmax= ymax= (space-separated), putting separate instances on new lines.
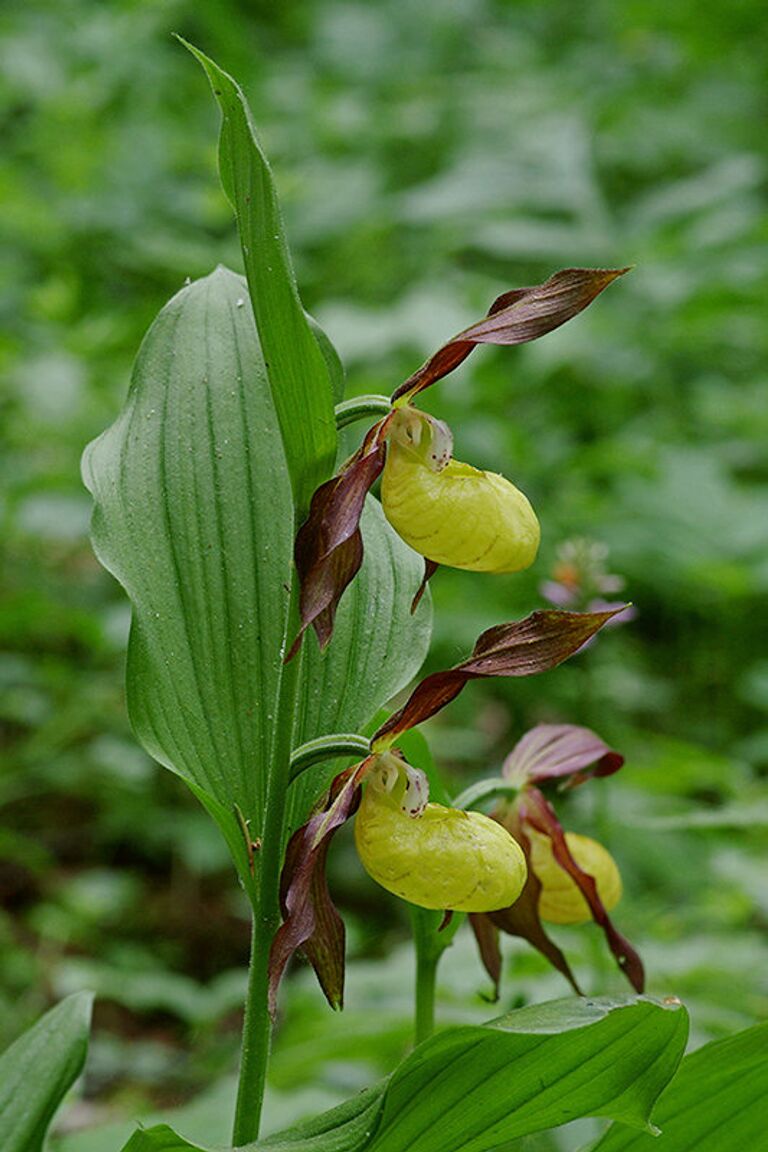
xmin=1 ymin=1 xmax=766 ymax=1147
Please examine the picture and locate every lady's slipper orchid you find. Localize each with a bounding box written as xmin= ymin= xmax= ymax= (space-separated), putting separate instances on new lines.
xmin=468 ymin=723 xmax=644 ymax=997
xmin=355 ymin=752 xmax=528 ymax=913
xmin=268 ymin=748 xmax=527 ymax=1012
xmin=290 ymin=266 xmax=628 ymax=656
xmin=269 ymin=608 xmax=623 ymax=1012
xmin=381 ymin=407 xmax=540 ymax=574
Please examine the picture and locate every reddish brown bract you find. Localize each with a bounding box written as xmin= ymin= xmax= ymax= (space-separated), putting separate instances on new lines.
xmin=391 ymin=267 xmax=630 ymax=403
xmin=371 ymin=608 xmax=623 ymax=748
xmin=288 ymin=436 xmax=387 ymax=659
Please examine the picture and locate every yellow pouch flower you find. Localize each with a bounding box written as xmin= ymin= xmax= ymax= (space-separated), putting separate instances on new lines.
xmin=381 ymin=408 xmax=539 ymax=573
xmin=529 ymin=828 xmax=622 ymax=925
xmin=354 ymin=760 xmax=527 ymax=913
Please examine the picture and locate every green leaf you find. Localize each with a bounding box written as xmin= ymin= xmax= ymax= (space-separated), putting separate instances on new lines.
xmin=120 ymin=1127 xmax=206 ymax=1152
xmin=592 ymin=1020 xmax=768 ymax=1150
xmin=119 ymin=999 xmax=684 ymax=1152
xmin=257 ymin=1085 xmax=386 ymax=1151
xmin=367 ymin=996 xmax=687 ymax=1152
xmin=84 ymin=267 xmax=430 ymax=858
xmin=83 ymin=268 xmax=293 ymax=838
xmin=0 ymin=992 xmax=93 ymax=1152
xmin=182 ymin=40 xmax=337 ymax=514
xmin=119 ymin=1086 xmax=385 ymax=1152
xmin=307 ymin=313 xmax=346 ymax=405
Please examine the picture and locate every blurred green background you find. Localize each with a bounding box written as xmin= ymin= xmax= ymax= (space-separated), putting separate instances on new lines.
xmin=1 ymin=0 xmax=766 ymax=1147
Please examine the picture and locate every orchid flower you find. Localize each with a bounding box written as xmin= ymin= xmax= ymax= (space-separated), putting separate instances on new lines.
xmin=469 ymin=723 xmax=644 ymax=998
xmin=381 ymin=406 xmax=540 ymax=576
xmin=355 ymin=750 xmax=527 ymax=914
xmin=289 ymin=267 xmax=628 ymax=656
xmin=269 ymin=607 xmax=624 ymax=1012
xmin=540 ymin=537 xmax=637 ymax=627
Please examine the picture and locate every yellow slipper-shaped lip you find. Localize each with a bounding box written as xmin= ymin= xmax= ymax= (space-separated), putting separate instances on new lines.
xmin=355 ymin=782 xmax=527 ymax=913
xmin=529 ymin=829 xmax=622 ymax=925
xmin=381 ymin=409 xmax=540 ymax=573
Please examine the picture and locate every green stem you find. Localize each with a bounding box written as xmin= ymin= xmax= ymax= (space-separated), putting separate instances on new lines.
xmin=232 ymin=581 xmax=303 ymax=1146
xmin=334 ymin=394 xmax=392 ymax=429
xmin=452 ymin=778 xmax=520 ymax=811
xmin=232 ymin=912 xmax=272 ymax=1145
xmin=410 ymin=907 xmax=444 ymax=1046
xmin=289 ymin=733 xmax=371 ymax=781
xmin=414 ymin=944 xmax=438 ymax=1045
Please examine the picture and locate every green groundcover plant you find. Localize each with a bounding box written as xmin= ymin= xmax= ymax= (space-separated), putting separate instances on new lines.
xmin=2 ymin=44 xmax=765 ymax=1152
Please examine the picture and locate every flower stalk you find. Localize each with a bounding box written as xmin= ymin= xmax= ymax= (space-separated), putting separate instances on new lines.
xmin=410 ymin=907 xmax=449 ymax=1045
xmin=232 ymin=579 xmax=304 ymax=1146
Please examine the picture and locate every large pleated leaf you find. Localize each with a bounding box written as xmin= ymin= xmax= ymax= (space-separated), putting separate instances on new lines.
xmin=84 ymin=268 xmax=430 ymax=849
xmin=0 ymin=992 xmax=93 ymax=1152
xmin=119 ymin=997 xmax=686 ymax=1152
xmin=119 ymin=1088 xmax=386 ymax=1152
xmin=183 ymin=40 xmax=337 ymax=515
xmin=83 ymin=267 xmax=293 ymax=829
xmin=593 ymin=1020 xmax=768 ymax=1151
xmin=366 ymin=996 xmax=687 ymax=1152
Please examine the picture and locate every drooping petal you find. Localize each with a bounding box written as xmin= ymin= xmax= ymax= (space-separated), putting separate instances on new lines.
xmin=288 ymin=437 xmax=386 ymax=658
xmin=268 ymin=758 xmax=373 ymax=1012
xmin=371 ymin=608 xmax=623 ymax=749
xmin=521 ymin=786 xmax=645 ymax=992
xmin=468 ymin=913 xmax=503 ymax=1000
xmin=473 ymin=810 xmax=582 ymax=996
xmin=502 ymin=723 xmax=624 ymax=789
xmin=392 ymin=268 xmax=630 ymax=403
xmin=411 ymin=558 xmax=439 ymax=614
xmin=528 ymin=827 xmax=622 ymax=924
xmin=275 ymin=819 xmax=345 ymax=1010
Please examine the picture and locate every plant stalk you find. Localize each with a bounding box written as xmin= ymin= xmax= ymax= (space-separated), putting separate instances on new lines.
xmin=289 ymin=732 xmax=371 ymax=781
xmin=334 ymin=394 xmax=392 ymax=429
xmin=232 ymin=580 xmax=303 ymax=1146
xmin=232 ymin=910 xmax=274 ymax=1146
xmin=414 ymin=943 xmax=439 ymax=1045
xmin=410 ymin=906 xmax=446 ymax=1046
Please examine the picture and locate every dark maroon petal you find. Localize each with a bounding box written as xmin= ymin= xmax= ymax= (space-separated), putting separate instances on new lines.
xmin=371 ymin=669 xmax=467 ymax=748
xmin=268 ymin=759 xmax=372 ymax=1013
xmin=468 ymin=913 xmax=503 ymax=1000
xmin=371 ymin=608 xmax=621 ymax=747
xmin=587 ymin=598 xmax=638 ymax=627
xmin=299 ymin=834 xmax=345 ymax=1009
xmin=503 ymin=723 xmax=624 ymax=788
xmin=484 ymin=812 xmax=581 ymax=994
xmin=411 ymin=558 xmax=439 ymax=614
xmin=288 ymin=440 xmax=387 ymax=658
xmin=521 ymin=787 xmax=645 ymax=993
xmin=391 ymin=268 xmax=629 ymax=402
xmin=465 ymin=608 xmax=623 ymax=674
